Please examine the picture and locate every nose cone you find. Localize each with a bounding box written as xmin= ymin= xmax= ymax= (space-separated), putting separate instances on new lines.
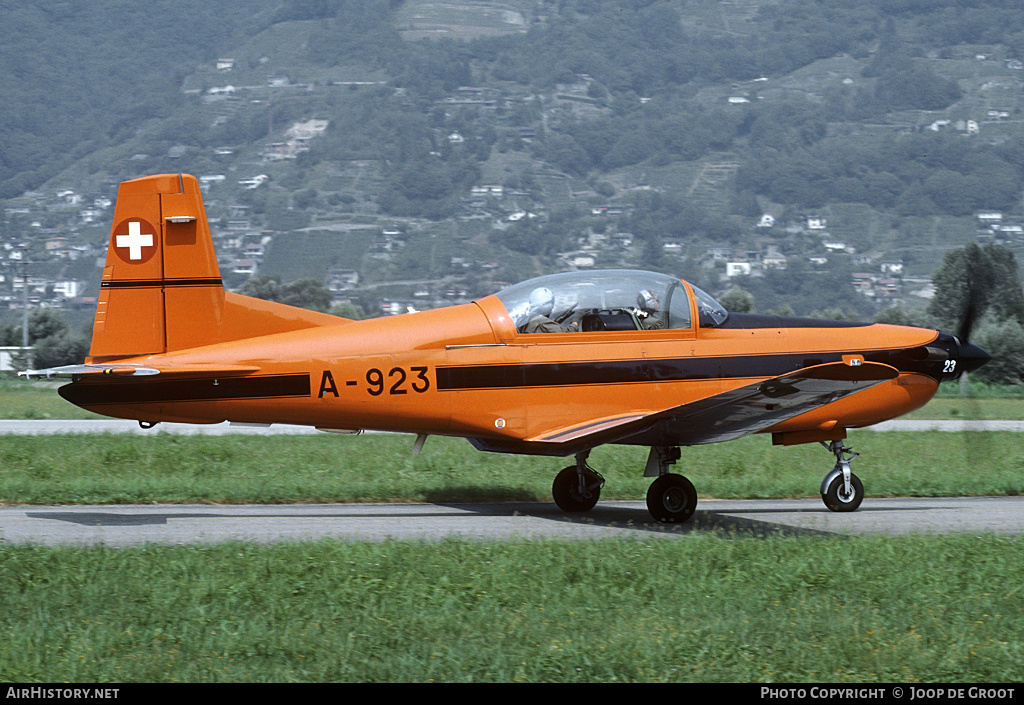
xmin=958 ymin=339 xmax=991 ymax=375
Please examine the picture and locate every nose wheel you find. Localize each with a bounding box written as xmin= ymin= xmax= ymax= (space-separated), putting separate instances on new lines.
xmin=820 ymin=440 xmax=864 ymax=512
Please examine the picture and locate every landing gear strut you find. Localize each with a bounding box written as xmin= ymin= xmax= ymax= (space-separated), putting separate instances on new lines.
xmin=820 ymin=440 xmax=864 ymax=512
xmin=644 ymin=446 xmax=697 ymax=523
xmin=552 ymin=451 xmax=604 ymax=512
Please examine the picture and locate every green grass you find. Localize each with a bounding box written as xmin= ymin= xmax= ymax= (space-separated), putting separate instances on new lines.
xmin=902 ymin=397 xmax=1024 ymax=420
xmin=0 ymin=431 xmax=1021 ymax=506
xmin=904 ymin=382 xmax=1024 ymax=420
xmin=1 ymin=536 xmax=1021 ymax=682
xmin=0 ymin=379 xmax=103 ymax=420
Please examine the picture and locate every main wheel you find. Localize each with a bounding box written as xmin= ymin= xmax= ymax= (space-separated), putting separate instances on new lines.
xmin=821 ymin=471 xmax=864 ymax=512
xmin=552 ymin=466 xmax=601 ymax=512
xmin=646 ymin=473 xmax=697 ymax=523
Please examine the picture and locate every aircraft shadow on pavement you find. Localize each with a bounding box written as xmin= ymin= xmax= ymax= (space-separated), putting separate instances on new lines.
xmin=26 ymin=499 xmax=904 ymax=539
xmin=437 ymin=501 xmax=842 ymax=538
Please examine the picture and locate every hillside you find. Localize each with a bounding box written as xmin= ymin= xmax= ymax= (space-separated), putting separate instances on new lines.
xmin=3 ymin=0 xmax=1024 ymax=324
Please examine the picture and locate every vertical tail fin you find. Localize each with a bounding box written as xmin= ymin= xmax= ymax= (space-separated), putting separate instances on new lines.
xmin=88 ymin=173 xmax=342 ymax=362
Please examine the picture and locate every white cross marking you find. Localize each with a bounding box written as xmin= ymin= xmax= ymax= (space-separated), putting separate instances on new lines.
xmin=116 ymin=221 xmax=154 ymax=261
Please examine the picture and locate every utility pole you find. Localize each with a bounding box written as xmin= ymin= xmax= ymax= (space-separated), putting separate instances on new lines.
xmin=18 ymin=248 xmax=28 ymax=348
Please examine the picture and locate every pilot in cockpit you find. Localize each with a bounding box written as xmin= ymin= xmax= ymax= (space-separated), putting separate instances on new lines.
xmin=522 ymin=287 xmax=563 ymax=333
xmin=520 ymin=287 xmax=579 ymax=333
xmin=636 ymin=288 xmax=665 ymax=330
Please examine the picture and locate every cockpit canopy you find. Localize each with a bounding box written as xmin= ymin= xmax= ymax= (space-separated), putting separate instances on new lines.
xmin=493 ymin=270 xmax=727 ymax=333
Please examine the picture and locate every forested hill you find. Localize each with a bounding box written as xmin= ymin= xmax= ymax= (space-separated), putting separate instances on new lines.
xmin=4 ymin=0 xmax=1024 ymax=320
xmin=0 ymin=0 xmax=286 ymax=196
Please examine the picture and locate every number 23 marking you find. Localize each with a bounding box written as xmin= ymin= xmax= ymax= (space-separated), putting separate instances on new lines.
xmin=943 ymin=359 xmax=957 ymax=374
xmin=366 ymin=366 xmax=430 ymax=396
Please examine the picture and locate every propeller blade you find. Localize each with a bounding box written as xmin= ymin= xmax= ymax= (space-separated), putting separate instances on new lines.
xmin=957 ymin=295 xmax=977 ymax=344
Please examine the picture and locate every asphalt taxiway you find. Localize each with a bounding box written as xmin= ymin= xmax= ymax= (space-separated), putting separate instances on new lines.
xmin=1 ymin=496 xmax=1022 ymax=547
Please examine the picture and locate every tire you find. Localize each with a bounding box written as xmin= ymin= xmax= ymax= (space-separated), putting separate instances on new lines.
xmin=821 ymin=471 xmax=864 ymax=512
xmin=646 ymin=473 xmax=697 ymax=523
xmin=552 ymin=466 xmax=601 ymax=512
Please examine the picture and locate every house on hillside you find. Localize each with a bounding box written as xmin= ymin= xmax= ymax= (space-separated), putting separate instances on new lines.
xmin=726 ymin=262 xmax=751 ymax=277
xmin=327 ymin=268 xmax=359 ymax=291
xmin=232 ymin=259 xmax=257 ymax=275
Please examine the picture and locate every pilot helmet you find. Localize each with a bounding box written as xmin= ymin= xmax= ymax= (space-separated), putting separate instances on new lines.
xmin=528 ymin=287 xmax=555 ymax=318
xmin=508 ymin=300 xmax=531 ymax=329
xmin=637 ymin=288 xmax=660 ymax=312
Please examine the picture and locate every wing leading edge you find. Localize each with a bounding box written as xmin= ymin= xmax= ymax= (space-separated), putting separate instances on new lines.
xmin=470 ymin=360 xmax=899 ymax=457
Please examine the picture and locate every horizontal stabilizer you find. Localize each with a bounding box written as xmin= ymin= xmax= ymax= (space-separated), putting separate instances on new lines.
xmin=19 ymin=364 xmax=161 ymax=379
xmin=20 ymin=362 xmax=262 ymax=379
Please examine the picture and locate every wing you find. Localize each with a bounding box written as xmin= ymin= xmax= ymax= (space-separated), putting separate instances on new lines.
xmin=469 ymin=360 xmax=899 ymax=456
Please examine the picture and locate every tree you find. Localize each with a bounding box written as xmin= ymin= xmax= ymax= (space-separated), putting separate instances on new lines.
xmin=874 ymin=305 xmax=935 ymax=329
xmin=23 ymin=308 xmax=89 ymax=369
xmin=719 ymin=286 xmax=755 ymax=313
xmin=928 ymin=243 xmax=1024 ymax=337
xmin=237 ymin=276 xmax=333 ymax=312
xmin=236 ymin=275 xmax=284 ymax=302
xmin=972 ymin=317 xmax=1024 ymax=384
xmin=280 ymin=279 xmax=333 ymax=313
xmin=31 ymin=330 xmax=90 ymax=370
xmin=27 ymin=308 xmax=68 ymax=343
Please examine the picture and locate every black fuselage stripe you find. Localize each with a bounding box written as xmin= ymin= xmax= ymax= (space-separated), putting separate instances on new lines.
xmin=101 ymin=278 xmax=223 ymax=289
xmin=436 ymin=348 xmax=936 ymax=390
xmin=436 ymin=354 xmax=838 ymax=390
xmin=59 ymin=374 xmax=310 ymax=406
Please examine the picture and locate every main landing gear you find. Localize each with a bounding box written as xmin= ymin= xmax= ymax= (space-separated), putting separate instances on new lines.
xmin=819 ymin=439 xmax=864 ymax=512
xmin=551 ymin=447 xmax=698 ymax=523
xmin=643 ymin=446 xmax=697 ymax=523
xmin=551 ymin=451 xmax=604 ymax=512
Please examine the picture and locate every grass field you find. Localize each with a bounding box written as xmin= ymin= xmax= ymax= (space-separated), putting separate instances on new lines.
xmin=2 ymin=536 xmax=1022 ymax=682
xmin=0 ymin=430 xmax=1022 ymax=505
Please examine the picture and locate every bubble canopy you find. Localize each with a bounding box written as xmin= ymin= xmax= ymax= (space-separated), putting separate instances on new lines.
xmin=491 ymin=270 xmax=728 ymax=333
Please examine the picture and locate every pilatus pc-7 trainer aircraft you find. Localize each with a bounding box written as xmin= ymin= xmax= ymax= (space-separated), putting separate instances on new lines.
xmin=23 ymin=174 xmax=990 ymax=522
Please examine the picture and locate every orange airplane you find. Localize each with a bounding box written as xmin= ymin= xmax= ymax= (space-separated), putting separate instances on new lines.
xmin=23 ymin=173 xmax=990 ymax=522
